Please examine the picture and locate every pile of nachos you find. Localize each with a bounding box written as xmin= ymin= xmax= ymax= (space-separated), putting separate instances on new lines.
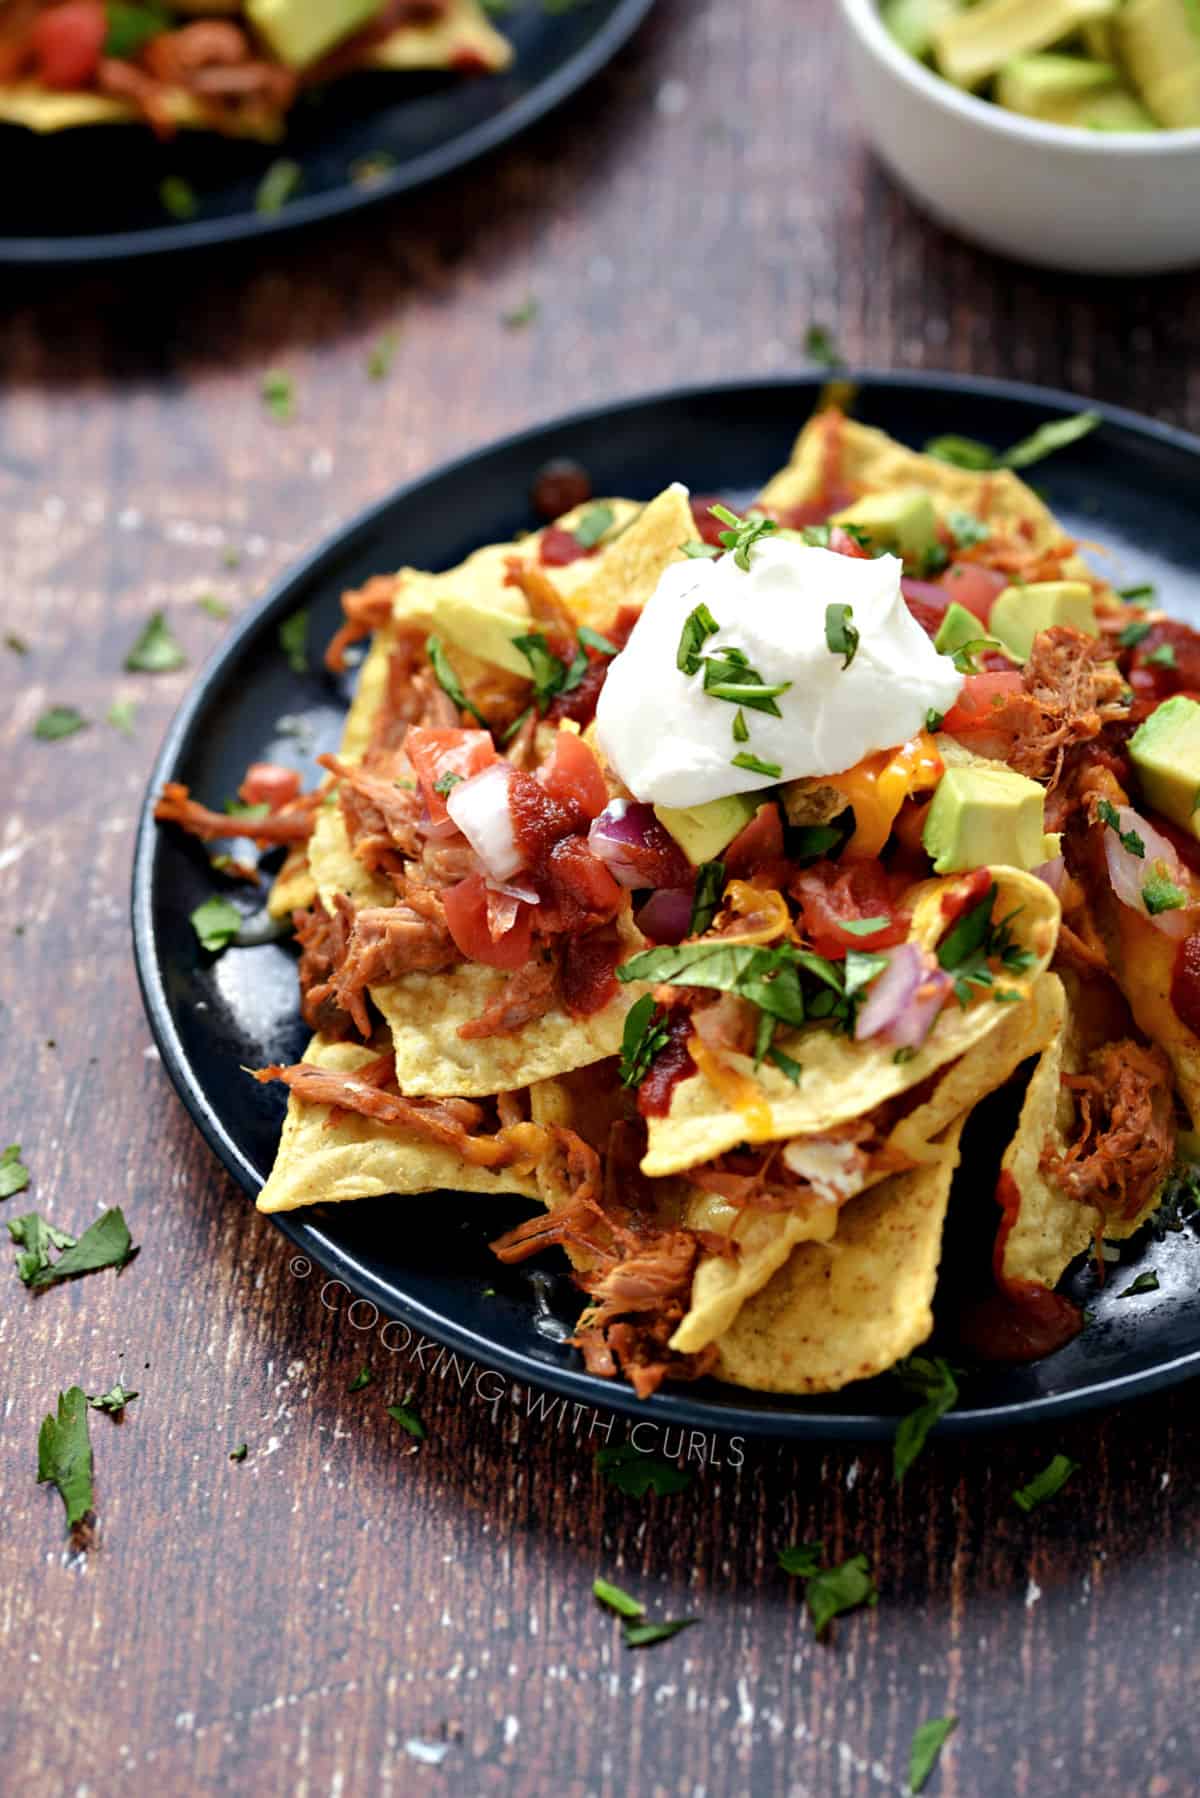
xmin=156 ymin=405 xmax=1200 ymax=1400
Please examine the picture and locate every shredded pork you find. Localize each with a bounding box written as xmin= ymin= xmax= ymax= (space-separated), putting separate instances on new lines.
xmin=1042 ymin=1038 xmax=1176 ymax=1222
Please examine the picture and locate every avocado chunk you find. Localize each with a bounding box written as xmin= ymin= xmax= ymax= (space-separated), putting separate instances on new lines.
xmin=994 ymin=54 xmax=1121 ymax=123
xmin=933 ymin=0 xmax=1117 ymax=91
xmin=989 ymin=581 xmax=1097 ymax=660
xmin=655 ymin=794 xmax=760 ymax=866
xmin=429 ymin=593 xmax=533 ymax=679
xmin=933 ymin=601 xmax=986 ymax=659
xmin=244 ymin=0 xmax=382 ymax=70
xmin=831 ymin=488 xmax=939 ymax=564
xmin=922 ymin=765 xmax=1055 ymax=874
xmin=1129 ymin=695 xmax=1200 ymax=841
xmin=881 ymin=0 xmax=962 ymax=61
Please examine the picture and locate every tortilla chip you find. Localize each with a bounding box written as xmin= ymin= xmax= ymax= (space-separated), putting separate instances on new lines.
xmin=268 ymin=851 xmax=320 ymax=921
xmin=710 ymin=1120 xmax=966 ymax=1394
xmin=670 ymin=970 xmax=1064 ymax=1355
xmin=758 ymin=413 xmax=1093 ymax=582
xmin=377 ymin=909 xmax=648 ymax=1097
xmin=363 ymin=0 xmax=513 ymax=73
xmin=996 ymin=1003 xmax=1096 ymax=1289
xmin=567 ymin=485 xmax=696 ymax=629
xmin=256 ymin=1035 xmax=538 ymax=1214
xmin=643 ymin=866 xmax=1061 ymax=1178
xmin=1104 ymin=902 xmax=1200 ymax=1132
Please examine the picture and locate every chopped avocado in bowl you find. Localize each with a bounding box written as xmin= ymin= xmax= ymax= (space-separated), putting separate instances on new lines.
xmin=882 ymin=0 xmax=1199 ymax=132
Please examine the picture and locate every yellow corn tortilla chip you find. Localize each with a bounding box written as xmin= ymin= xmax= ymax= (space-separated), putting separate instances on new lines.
xmin=670 ymin=970 xmax=1064 ymax=1355
xmin=1103 ymin=902 xmax=1200 ymax=1133
xmin=363 ymin=0 xmax=512 ymax=73
xmin=268 ymin=852 xmax=320 ymax=920
xmin=256 ymin=1035 xmax=538 ymax=1214
xmin=566 ymin=484 xmax=697 ymax=629
xmin=376 ymin=906 xmax=648 ymax=1097
xmin=642 ymin=866 xmax=1061 ymax=1178
xmin=757 ymin=414 xmax=1090 ymax=580
xmin=996 ymin=1001 xmax=1096 ymax=1289
xmin=310 ymin=804 xmax=395 ymax=913
xmin=710 ymin=1119 xmax=966 ymax=1394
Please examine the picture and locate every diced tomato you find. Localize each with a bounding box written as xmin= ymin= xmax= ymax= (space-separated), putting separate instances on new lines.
xmin=791 ymin=860 xmax=911 ymax=958
xmin=405 ymin=727 xmax=497 ymax=827
xmin=508 ymin=768 xmax=585 ymax=865
xmin=1127 ymin=619 xmax=1200 ymax=705
xmin=238 ymin=762 xmax=301 ymax=810
xmin=829 ymin=525 xmax=872 ymax=560
xmin=1171 ymin=931 xmax=1200 ymax=1035
xmin=539 ymin=526 xmax=594 ymax=567
xmin=539 ymin=728 xmax=608 ymax=820
xmin=690 ymin=496 xmax=731 ymax=548
xmin=442 ymin=873 xmax=532 ymax=970
xmin=940 ymin=671 xmax=1025 ymax=736
xmin=542 ymin=837 xmax=623 ymax=931
xmin=939 ymin=562 xmax=1008 ymax=624
xmin=724 ymin=802 xmax=787 ymax=884
xmin=30 ymin=2 xmax=106 ymax=89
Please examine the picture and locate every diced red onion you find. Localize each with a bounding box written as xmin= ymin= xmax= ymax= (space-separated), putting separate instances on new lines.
xmin=420 ymin=805 xmax=464 ymax=842
xmin=855 ymin=943 xmax=953 ymax=1049
xmin=446 ymin=761 xmax=523 ymax=882
xmin=1032 ymin=855 xmax=1067 ymax=897
xmin=1104 ymin=805 xmax=1194 ymax=938
xmin=588 ymin=800 xmax=663 ymax=889
xmin=900 ymin=576 xmax=951 ymax=612
xmin=635 ymin=887 xmax=695 ymax=945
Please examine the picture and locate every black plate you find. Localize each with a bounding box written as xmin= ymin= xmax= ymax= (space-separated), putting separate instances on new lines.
xmin=0 ymin=0 xmax=654 ymax=265
xmin=133 ymin=372 xmax=1200 ymax=1439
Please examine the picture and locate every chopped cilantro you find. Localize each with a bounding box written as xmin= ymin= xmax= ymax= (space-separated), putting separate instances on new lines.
xmin=224 ymin=799 xmax=270 ymax=821
xmin=1117 ymin=619 xmax=1152 ymax=649
xmin=618 ymin=996 xmax=671 ymax=1090
xmin=426 ymin=634 xmax=488 ymax=726
xmin=89 ymin=1383 xmax=138 ymax=1416
xmin=261 ymin=370 xmax=295 ymax=422
xmin=731 ymin=751 xmax=783 ymax=779
xmin=702 ymin=654 xmax=791 ymax=714
xmin=221 ymin=546 xmax=241 ymax=569
xmin=708 ymin=503 xmax=779 ymax=572
xmin=824 ymin=602 xmax=859 ymax=670
xmin=105 ymin=4 xmax=169 ymax=59
xmin=690 ymin=861 xmax=726 ymax=936
xmin=595 ymin=1441 xmax=692 ymax=1497
xmin=923 ymin=434 xmax=996 ymax=471
xmin=387 ymin=1398 xmax=426 ymax=1439
xmin=732 ymin=707 xmax=749 ymax=742
xmin=5 ymin=631 xmax=28 ymax=654
xmin=1118 ymin=583 xmax=1155 ymax=603
xmin=1143 ymin=869 xmax=1187 ymax=916
xmin=909 ymin=1716 xmax=957 ymax=1793
xmin=278 ymin=608 xmax=309 ymax=674
xmin=502 ymin=296 xmax=539 ymax=330
xmin=1096 ymin=798 xmax=1144 ymax=857
xmin=0 ymin=1144 xmax=30 ymax=1200
xmin=512 ymin=631 xmax=581 ymax=712
xmin=677 ymin=602 xmax=720 ymax=674
xmin=1118 ymin=1269 xmax=1159 ymax=1298
xmin=577 ymin=624 xmax=618 ymax=656
xmin=433 ymin=771 xmax=463 ymax=796
xmin=37 ymin=1386 xmax=93 ymax=1530
xmin=255 ymin=158 xmax=303 ymax=215
xmin=229 ymin=1442 xmax=248 ymax=1462
xmin=573 ymin=503 xmax=615 ymax=549
xmin=159 ymin=175 xmax=197 ymax=221
xmin=33 ymin=706 xmax=87 ymax=741
xmin=1146 ymin=642 xmax=1177 ymax=669
xmin=778 ymin=1542 xmax=824 ymax=1577
xmin=892 ymin=1354 xmax=958 ymax=1482
xmin=13 ymin=1207 xmax=134 ymax=1290
xmin=839 ymin=916 xmax=889 ymax=937
xmin=106 ymin=699 xmax=137 ymax=737
xmin=767 ymin=1044 xmax=802 ymax=1084
xmin=947 ymin=509 xmax=989 ymax=548
xmin=593 ymin=1578 xmax=645 ymax=1619
xmin=348 ymin=1366 xmax=373 ymax=1392
xmin=367 ymin=332 xmax=399 ymax=381
xmin=937 ymin=883 xmax=1032 ymax=1005
xmin=1013 ymin=1453 xmax=1078 ymax=1512
xmin=925 ymin=708 xmax=945 ymax=731
xmin=197 ymin=593 xmax=230 ymax=619
xmin=125 ymin=611 xmax=186 ymax=673
xmin=623 ymin=1618 xmax=697 ymax=1648
xmin=804 ymin=323 xmax=843 ymax=368
xmin=190 ymin=896 xmax=242 ymax=954
xmin=925 ymin=410 xmax=1099 ymax=472
xmin=805 ymin=1553 xmax=878 ymax=1637
xmin=790 ymin=821 xmax=845 ymax=863
xmin=619 ymin=939 xmax=866 ymax=1035
xmin=950 ymin=635 xmax=1008 ymax=675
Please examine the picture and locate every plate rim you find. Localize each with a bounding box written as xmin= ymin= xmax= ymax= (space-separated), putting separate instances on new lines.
xmin=132 ymin=368 xmax=1200 ymax=1440
xmin=0 ymin=0 xmax=656 ymax=267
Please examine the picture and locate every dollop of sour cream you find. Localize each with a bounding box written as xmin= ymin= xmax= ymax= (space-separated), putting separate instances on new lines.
xmin=594 ymin=532 xmax=965 ymax=809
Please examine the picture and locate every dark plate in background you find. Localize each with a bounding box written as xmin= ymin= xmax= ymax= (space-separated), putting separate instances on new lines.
xmin=0 ymin=0 xmax=655 ymax=265
xmin=132 ymin=372 xmax=1200 ymax=1439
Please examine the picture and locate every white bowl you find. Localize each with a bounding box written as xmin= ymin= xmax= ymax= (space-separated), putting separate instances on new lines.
xmin=838 ymin=0 xmax=1200 ymax=275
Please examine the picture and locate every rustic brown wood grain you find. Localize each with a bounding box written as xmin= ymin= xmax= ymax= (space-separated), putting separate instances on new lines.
xmin=2 ymin=1 xmax=1199 ymax=1792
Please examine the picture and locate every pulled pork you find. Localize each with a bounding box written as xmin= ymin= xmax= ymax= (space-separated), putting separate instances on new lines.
xmin=155 ymin=782 xmax=320 ymax=846
xmin=325 ymin=575 xmax=397 ymax=674
xmin=1009 ymin=626 xmax=1129 ymax=803
xmin=1041 ymin=1038 xmax=1176 ymax=1223
xmin=458 ymin=951 xmax=560 ymax=1041
xmin=296 ymin=892 xmax=455 ymax=1038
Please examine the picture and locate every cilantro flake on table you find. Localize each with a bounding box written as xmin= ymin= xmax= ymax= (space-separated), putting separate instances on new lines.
xmin=595 ymin=1441 xmax=692 ymax=1497
xmin=0 ymin=1144 xmax=30 ymax=1200
xmin=12 ymin=1206 xmax=135 ymax=1290
xmin=229 ymin=1442 xmax=248 ymax=1462
xmin=367 ymin=332 xmax=399 ymax=381
xmin=593 ymin=1577 xmax=645 ymax=1619
xmin=197 ymin=593 xmax=231 ymax=619
xmin=33 ymin=706 xmax=88 ymax=741
xmin=803 ymin=323 xmax=843 ymax=368
xmin=502 ymin=296 xmax=540 ymax=330
xmin=89 ymin=1383 xmax=139 ymax=1416
xmin=348 ymin=1366 xmax=373 ymax=1392
xmin=38 ymin=1386 xmax=94 ymax=1531
xmin=1013 ymin=1453 xmax=1078 ymax=1513
xmin=892 ymin=1354 xmax=959 ymax=1482
xmin=125 ymin=611 xmax=187 ymax=674
xmin=261 ymin=369 xmax=295 ymax=422
xmin=777 ymin=1542 xmax=824 ymax=1577
xmin=909 ymin=1715 xmax=958 ymax=1793
xmin=387 ymin=1396 xmax=426 ymax=1439
xmin=623 ymin=1618 xmax=697 ymax=1648
xmin=5 ymin=631 xmax=29 ymax=654
xmin=106 ymin=698 xmax=137 ymax=737
xmin=1118 ymin=1269 xmax=1159 ymax=1298
xmin=803 ymin=1553 xmax=878 ymax=1638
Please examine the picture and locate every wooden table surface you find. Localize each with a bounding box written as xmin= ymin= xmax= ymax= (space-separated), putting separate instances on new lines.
xmin=3 ymin=3 xmax=1200 ymax=1793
